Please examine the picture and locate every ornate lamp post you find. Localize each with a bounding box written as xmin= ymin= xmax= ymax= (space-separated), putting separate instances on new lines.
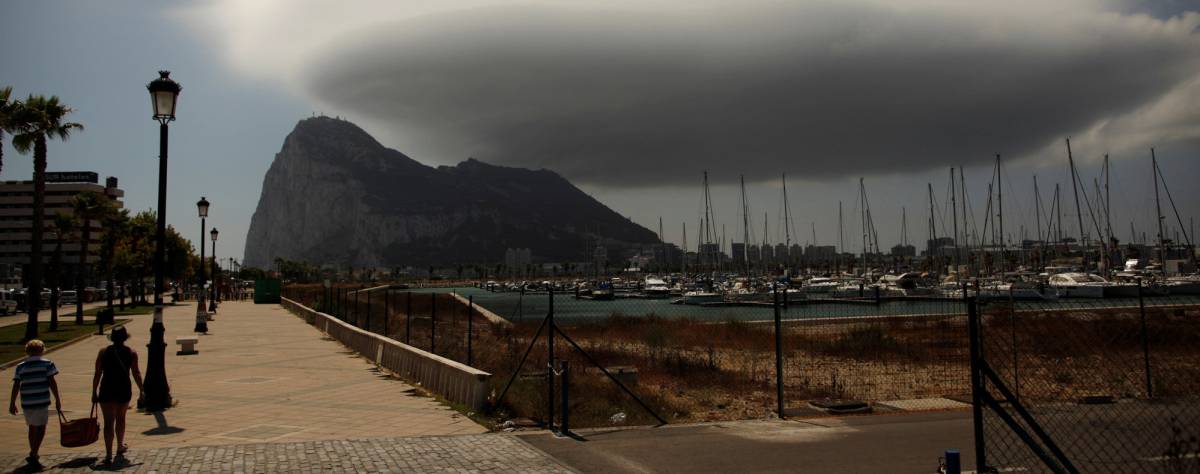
xmin=209 ymin=228 xmax=219 ymax=313
xmin=194 ymin=197 xmax=209 ymax=333
xmin=143 ymin=70 xmax=180 ymax=412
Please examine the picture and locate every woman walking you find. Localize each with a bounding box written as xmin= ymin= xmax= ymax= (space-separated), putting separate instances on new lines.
xmin=91 ymin=326 xmax=143 ymax=465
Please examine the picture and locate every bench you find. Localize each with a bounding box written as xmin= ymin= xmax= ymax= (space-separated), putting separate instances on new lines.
xmin=176 ymin=336 xmax=199 ymax=355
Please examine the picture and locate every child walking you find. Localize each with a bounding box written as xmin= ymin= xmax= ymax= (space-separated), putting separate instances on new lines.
xmin=9 ymin=340 xmax=64 ymax=469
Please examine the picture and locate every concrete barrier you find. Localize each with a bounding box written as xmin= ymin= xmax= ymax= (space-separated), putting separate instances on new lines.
xmin=281 ymin=297 xmax=491 ymax=411
xmin=449 ymin=292 xmax=512 ymax=327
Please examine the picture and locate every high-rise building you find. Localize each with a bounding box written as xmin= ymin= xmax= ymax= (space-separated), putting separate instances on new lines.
xmin=731 ymin=242 xmax=746 ymax=266
xmin=0 ymin=173 xmax=124 ymax=286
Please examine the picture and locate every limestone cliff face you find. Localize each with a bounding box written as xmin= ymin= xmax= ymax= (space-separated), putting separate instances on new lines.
xmin=243 ymin=117 xmax=658 ymax=268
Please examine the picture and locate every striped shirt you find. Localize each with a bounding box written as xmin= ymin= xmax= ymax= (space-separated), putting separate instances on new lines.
xmin=13 ymin=356 xmax=58 ymax=409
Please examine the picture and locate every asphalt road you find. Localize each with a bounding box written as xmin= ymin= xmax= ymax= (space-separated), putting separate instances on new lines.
xmin=522 ymin=411 xmax=976 ymax=474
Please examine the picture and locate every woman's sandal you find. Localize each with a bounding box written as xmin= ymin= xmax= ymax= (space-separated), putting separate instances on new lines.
xmin=117 ymin=444 xmax=128 ymax=455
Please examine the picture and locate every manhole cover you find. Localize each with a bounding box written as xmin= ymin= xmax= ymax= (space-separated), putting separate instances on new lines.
xmin=218 ymin=424 xmax=305 ymax=441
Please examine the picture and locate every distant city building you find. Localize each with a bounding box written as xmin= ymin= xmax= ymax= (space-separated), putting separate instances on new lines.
xmin=775 ymin=243 xmax=789 ymax=262
xmin=805 ymin=245 xmax=836 ymax=262
xmin=698 ymin=243 xmax=721 ymax=266
xmin=891 ymin=244 xmax=917 ymax=257
xmin=731 ymin=242 xmax=746 ymax=266
xmin=747 ymin=244 xmax=760 ymax=263
xmin=0 ymin=174 xmax=124 ymax=286
xmin=592 ymin=245 xmax=608 ymax=272
xmin=505 ymin=248 xmax=533 ymax=275
xmin=925 ymin=237 xmax=956 ymax=256
xmin=760 ymin=244 xmax=774 ymax=262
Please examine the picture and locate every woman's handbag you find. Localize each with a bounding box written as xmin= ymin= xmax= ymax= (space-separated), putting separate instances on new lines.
xmin=59 ymin=403 xmax=100 ymax=448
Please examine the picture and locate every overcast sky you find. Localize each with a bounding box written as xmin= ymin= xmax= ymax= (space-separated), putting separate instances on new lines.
xmin=3 ymin=0 xmax=1199 ymax=263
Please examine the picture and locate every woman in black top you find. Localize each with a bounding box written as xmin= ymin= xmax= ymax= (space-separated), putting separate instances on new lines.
xmin=91 ymin=326 xmax=144 ymax=465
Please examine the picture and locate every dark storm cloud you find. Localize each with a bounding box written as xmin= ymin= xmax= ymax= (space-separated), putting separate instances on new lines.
xmin=299 ymin=1 xmax=1200 ymax=187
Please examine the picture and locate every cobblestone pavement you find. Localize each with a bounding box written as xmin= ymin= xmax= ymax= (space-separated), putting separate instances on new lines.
xmin=0 ymin=434 xmax=574 ymax=473
xmin=0 ymin=301 xmax=484 ymax=455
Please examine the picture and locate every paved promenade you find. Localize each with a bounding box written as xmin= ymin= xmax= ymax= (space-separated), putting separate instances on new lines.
xmin=0 ymin=300 xmax=570 ymax=472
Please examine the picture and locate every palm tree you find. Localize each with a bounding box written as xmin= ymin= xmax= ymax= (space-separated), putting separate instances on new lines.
xmin=100 ymin=209 xmax=130 ymax=313
xmin=11 ymin=95 xmax=83 ymax=341
xmin=70 ymin=191 xmax=114 ymax=324
xmin=0 ymin=87 xmax=17 ymax=176
xmin=48 ymin=213 xmax=77 ymax=332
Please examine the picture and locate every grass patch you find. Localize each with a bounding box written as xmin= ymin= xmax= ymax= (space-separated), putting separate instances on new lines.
xmin=0 ymin=320 xmax=129 ymax=364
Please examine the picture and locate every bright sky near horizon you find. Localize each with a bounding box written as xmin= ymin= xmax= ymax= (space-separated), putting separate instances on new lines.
xmin=3 ymin=0 xmax=1199 ymax=265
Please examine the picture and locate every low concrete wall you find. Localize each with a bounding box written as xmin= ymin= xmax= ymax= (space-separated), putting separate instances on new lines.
xmin=449 ymin=292 xmax=512 ymax=327
xmin=281 ymin=297 xmax=491 ymax=411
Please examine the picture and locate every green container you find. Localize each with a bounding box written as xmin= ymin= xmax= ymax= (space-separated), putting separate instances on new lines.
xmin=254 ymin=279 xmax=281 ymax=304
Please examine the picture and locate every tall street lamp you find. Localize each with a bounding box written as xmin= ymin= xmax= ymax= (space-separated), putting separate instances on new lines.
xmin=144 ymin=70 xmax=180 ymax=412
xmin=194 ymin=197 xmax=209 ymax=334
xmin=209 ymin=228 xmax=218 ymax=313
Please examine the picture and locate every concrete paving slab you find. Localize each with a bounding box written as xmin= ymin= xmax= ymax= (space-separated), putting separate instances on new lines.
xmin=0 ymin=301 xmax=484 ymax=455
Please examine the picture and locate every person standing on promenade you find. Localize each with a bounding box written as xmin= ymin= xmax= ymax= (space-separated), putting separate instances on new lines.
xmin=91 ymin=326 xmax=143 ymax=465
xmin=9 ymin=339 xmax=64 ymax=469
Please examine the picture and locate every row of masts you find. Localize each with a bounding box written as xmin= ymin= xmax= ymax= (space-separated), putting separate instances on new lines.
xmin=671 ymin=142 xmax=1193 ymax=278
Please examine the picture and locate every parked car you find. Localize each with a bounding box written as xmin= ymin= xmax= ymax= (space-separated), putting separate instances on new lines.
xmin=0 ymin=290 xmax=17 ymax=315
xmin=61 ymin=290 xmax=78 ymax=305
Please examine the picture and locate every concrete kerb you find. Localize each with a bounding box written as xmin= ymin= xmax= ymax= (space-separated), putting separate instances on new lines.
xmin=281 ymin=297 xmax=492 ymax=412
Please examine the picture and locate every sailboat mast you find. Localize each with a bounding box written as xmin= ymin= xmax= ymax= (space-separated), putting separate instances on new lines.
xmin=860 ymin=178 xmax=868 ymax=277
xmin=996 ymin=154 xmax=1004 ymax=274
xmin=1153 ymin=148 xmax=1166 ymax=277
xmin=838 ymin=201 xmax=844 ymax=275
xmin=1034 ymin=175 xmax=1042 ymax=244
xmin=1067 ymin=139 xmax=1087 ymax=256
xmin=951 ymin=168 xmax=960 ymax=279
xmin=928 ymin=183 xmax=937 ymax=268
xmin=1104 ymin=155 xmax=1113 ymax=252
xmin=741 ymin=175 xmax=750 ymax=276
xmin=783 ymin=175 xmax=791 ymax=248
xmin=682 ymin=221 xmax=688 ymax=275
xmin=1055 ymin=183 xmax=1063 ymax=245
xmin=959 ymin=167 xmax=970 ymax=276
xmin=658 ymin=216 xmax=665 ymax=273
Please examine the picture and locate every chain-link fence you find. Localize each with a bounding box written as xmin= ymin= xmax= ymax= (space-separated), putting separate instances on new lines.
xmin=284 ymin=278 xmax=1200 ymax=450
xmin=285 ymin=280 xmax=972 ymax=428
xmin=972 ymin=287 xmax=1200 ymax=473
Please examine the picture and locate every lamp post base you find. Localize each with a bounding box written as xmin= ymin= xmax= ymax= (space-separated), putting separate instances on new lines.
xmin=194 ymin=310 xmax=209 ymax=334
xmin=143 ymin=306 xmax=172 ymax=412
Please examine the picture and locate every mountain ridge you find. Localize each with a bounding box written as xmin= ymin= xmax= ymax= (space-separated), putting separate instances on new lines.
xmin=243 ymin=116 xmax=659 ymax=268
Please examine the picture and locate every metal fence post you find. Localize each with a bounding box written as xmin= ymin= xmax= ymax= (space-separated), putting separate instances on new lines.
xmin=366 ymin=288 xmax=372 ymax=331
xmin=384 ymin=290 xmax=390 ymax=336
xmin=967 ymin=296 xmax=988 ymax=472
xmin=547 ymin=287 xmax=555 ymax=429
xmin=560 ymin=359 xmax=570 ymax=435
xmin=1137 ymin=278 xmax=1152 ymax=398
xmin=430 ymin=293 xmax=437 ymax=353
xmin=467 ymin=295 xmax=474 ymax=366
xmin=774 ymin=283 xmax=785 ymax=419
xmin=405 ymin=291 xmax=412 ymax=344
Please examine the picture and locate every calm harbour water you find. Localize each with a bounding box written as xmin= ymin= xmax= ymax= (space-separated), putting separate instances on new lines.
xmin=395 ymin=287 xmax=1198 ymax=323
